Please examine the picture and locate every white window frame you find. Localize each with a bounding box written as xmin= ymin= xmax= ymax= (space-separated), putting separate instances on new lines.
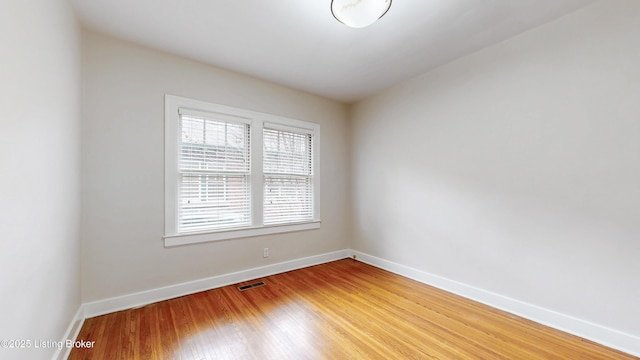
xmin=164 ymin=95 xmax=320 ymax=247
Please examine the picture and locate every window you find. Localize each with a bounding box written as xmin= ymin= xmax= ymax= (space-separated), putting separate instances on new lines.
xmin=178 ymin=109 xmax=251 ymax=232
xmin=165 ymin=95 xmax=320 ymax=246
xmin=263 ymin=126 xmax=313 ymax=225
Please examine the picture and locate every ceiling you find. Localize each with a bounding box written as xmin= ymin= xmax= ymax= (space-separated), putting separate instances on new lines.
xmin=70 ymin=0 xmax=594 ymax=103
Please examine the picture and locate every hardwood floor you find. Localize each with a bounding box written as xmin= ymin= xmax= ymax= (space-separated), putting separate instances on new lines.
xmin=69 ymin=259 xmax=637 ymax=359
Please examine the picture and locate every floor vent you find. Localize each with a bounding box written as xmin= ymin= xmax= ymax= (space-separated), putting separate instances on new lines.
xmin=237 ymin=281 xmax=266 ymax=291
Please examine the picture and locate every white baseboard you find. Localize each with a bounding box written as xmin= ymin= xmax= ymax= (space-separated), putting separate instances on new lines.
xmin=62 ymin=249 xmax=639 ymax=358
xmin=53 ymin=306 xmax=85 ymax=360
xmin=349 ymin=250 xmax=640 ymax=358
xmin=83 ymin=249 xmax=350 ymax=318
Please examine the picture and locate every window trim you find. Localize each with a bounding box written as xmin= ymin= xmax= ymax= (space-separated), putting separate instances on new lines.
xmin=164 ymin=94 xmax=321 ymax=247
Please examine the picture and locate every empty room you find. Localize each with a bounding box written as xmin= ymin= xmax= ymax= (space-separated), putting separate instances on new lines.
xmin=1 ymin=0 xmax=639 ymax=359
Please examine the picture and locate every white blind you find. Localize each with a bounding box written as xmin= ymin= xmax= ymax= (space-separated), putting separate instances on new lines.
xmin=263 ymin=127 xmax=313 ymax=225
xmin=178 ymin=111 xmax=251 ymax=232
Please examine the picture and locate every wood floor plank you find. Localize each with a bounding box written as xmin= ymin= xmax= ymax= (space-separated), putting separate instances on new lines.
xmin=69 ymin=259 xmax=637 ymax=360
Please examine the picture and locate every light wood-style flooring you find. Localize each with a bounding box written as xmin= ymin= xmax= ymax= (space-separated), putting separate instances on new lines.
xmin=69 ymin=259 xmax=637 ymax=359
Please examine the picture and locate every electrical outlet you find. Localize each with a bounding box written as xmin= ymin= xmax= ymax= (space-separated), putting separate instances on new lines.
xmin=263 ymin=247 xmax=269 ymax=258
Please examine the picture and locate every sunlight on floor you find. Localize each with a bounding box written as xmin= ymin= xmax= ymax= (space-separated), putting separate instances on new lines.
xmin=171 ymin=301 xmax=318 ymax=359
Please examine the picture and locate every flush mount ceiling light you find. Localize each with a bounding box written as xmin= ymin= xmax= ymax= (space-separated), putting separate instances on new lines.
xmin=331 ymin=0 xmax=392 ymax=29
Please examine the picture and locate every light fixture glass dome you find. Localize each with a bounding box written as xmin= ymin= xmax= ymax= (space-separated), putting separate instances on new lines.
xmin=331 ymin=0 xmax=392 ymax=29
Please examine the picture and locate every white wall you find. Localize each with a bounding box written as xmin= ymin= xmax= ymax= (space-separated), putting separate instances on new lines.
xmin=0 ymin=1 xmax=82 ymax=359
xmin=81 ymin=31 xmax=351 ymax=302
xmin=351 ymin=0 xmax=639 ymax=339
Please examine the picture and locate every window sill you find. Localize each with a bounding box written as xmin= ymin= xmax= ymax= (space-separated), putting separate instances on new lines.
xmin=163 ymin=221 xmax=321 ymax=247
